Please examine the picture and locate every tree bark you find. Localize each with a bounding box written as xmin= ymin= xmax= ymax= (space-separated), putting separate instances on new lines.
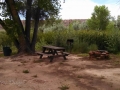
xmin=31 ymin=7 xmax=40 ymax=52
xmin=25 ymin=0 xmax=32 ymax=40
xmin=5 ymin=0 xmax=31 ymax=54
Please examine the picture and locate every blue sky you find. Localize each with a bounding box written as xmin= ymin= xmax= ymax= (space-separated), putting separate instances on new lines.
xmin=92 ymin=0 xmax=107 ymax=4
xmin=60 ymin=0 xmax=120 ymax=19
xmin=91 ymin=0 xmax=116 ymax=4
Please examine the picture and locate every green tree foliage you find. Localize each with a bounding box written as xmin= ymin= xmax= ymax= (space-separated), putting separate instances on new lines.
xmin=87 ymin=5 xmax=110 ymax=30
xmin=116 ymin=15 xmax=120 ymax=30
xmin=0 ymin=0 xmax=61 ymax=54
xmin=106 ymin=21 xmax=115 ymax=31
xmin=69 ymin=20 xmax=88 ymax=30
xmin=105 ymin=16 xmax=115 ymax=30
xmin=72 ymin=21 xmax=80 ymax=30
xmin=39 ymin=22 xmax=66 ymax=32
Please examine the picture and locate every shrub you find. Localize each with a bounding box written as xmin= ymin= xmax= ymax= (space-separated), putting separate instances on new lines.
xmin=23 ymin=70 xmax=29 ymax=73
xmin=58 ymin=85 xmax=69 ymax=90
xmin=88 ymin=44 xmax=98 ymax=51
xmin=0 ymin=32 xmax=12 ymax=47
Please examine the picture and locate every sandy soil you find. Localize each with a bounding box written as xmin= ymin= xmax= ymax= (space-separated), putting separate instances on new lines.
xmin=0 ymin=54 xmax=120 ymax=90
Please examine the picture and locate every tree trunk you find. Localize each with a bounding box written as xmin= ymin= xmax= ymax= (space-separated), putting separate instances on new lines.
xmin=31 ymin=7 xmax=40 ymax=52
xmin=25 ymin=0 xmax=32 ymax=40
xmin=5 ymin=0 xmax=32 ymax=54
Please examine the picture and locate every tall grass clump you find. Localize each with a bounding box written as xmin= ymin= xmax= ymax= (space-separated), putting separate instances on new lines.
xmin=104 ymin=30 xmax=120 ymax=53
xmin=0 ymin=31 xmax=13 ymax=51
xmin=79 ymin=30 xmax=120 ymax=53
xmin=71 ymin=30 xmax=99 ymax=53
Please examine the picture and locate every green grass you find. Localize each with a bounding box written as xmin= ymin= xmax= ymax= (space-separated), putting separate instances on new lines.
xmin=58 ymin=85 xmax=69 ymax=90
xmin=77 ymin=53 xmax=88 ymax=57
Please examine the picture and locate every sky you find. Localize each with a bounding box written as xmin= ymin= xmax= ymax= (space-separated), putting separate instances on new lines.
xmin=59 ymin=0 xmax=120 ymax=20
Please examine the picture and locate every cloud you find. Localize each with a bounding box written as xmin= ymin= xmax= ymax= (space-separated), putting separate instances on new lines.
xmin=59 ymin=0 xmax=120 ymax=19
xmin=106 ymin=3 xmax=120 ymax=19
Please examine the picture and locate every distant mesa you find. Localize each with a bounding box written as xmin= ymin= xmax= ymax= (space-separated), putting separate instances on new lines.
xmin=0 ymin=19 xmax=88 ymax=30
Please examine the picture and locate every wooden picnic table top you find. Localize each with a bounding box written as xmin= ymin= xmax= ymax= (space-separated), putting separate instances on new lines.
xmin=42 ymin=45 xmax=65 ymax=50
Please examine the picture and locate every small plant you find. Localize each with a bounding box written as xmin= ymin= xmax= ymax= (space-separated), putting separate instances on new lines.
xmin=59 ymin=62 xmax=64 ymax=64
xmin=77 ymin=75 xmax=83 ymax=78
xmin=23 ymin=70 xmax=29 ymax=73
xmin=116 ymin=89 xmax=120 ymax=90
xmin=18 ymin=64 xmax=21 ymax=66
xmin=99 ymin=75 xmax=105 ymax=79
xmin=33 ymin=59 xmax=43 ymax=63
xmin=72 ymin=65 xmax=79 ymax=68
xmin=0 ymin=66 xmax=3 ymax=69
xmin=32 ymin=74 xmax=38 ymax=78
xmin=58 ymin=84 xmax=69 ymax=90
xmin=114 ymin=60 xmax=120 ymax=65
xmin=21 ymin=61 xmax=27 ymax=63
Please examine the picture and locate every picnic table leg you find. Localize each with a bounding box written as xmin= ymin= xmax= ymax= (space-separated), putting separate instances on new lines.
xmin=40 ymin=54 xmax=43 ymax=59
xmin=48 ymin=56 xmax=54 ymax=62
xmin=48 ymin=50 xmax=56 ymax=62
xmin=63 ymin=55 xmax=67 ymax=60
xmin=42 ymin=47 xmax=46 ymax=53
xmin=62 ymin=52 xmax=69 ymax=60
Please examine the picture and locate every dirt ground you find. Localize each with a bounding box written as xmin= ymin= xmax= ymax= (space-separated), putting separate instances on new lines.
xmin=0 ymin=53 xmax=120 ymax=90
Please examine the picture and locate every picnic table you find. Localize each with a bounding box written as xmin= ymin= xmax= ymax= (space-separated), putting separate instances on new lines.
xmin=37 ymin=45 xmax=69 ymax=62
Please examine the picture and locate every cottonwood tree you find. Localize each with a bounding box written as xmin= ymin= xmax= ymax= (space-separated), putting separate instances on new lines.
xmin=116 ymin=15 xmax=120 ymax=30
xmin=0 ymin=0 xmax=61 ymax=54
xmin=106 ymin=16 xmax=116 ymax=30
xmin=87 ymin=5 xmax=110 ymax=30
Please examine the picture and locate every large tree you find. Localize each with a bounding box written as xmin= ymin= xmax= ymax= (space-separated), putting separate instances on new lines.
xmin=116 ymin=15 xmax=120 ymax=30
xmin=0 ymin=0 xmax=61 ymax=54
xmin=87 ymin=5 xmax=110 ymax=30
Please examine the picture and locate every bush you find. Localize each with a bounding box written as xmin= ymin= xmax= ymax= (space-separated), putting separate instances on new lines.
xmin=0 ymin=32 xmax=13 ymax=51
xmin=0 ymin=32 xmax=12 ymax=46
xmin=38 ymin=30 xmax=120 ymax=53
xmin=88 ymin=44 xmax=98 ymax=51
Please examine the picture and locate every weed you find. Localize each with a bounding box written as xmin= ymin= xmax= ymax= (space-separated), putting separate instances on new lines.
xmin=0 ymin=66 xmax=3 ymax=69
xmin=21 ymin=61 xmax=27 ymax=63
xmin=99 ymin=75 xmax=105 ymax=79
xmin=77 ymin=75 xmax=83 ymax=78
xmin=116 ymin=89 xmax=120 ymax=90
xmin=59 ymin=62 xmax=64 ymax=64
xmin=72 ymin=65 xmax=79 ymax=68
xmin=33 ymin=60 xmax=43 ymax=63
xmin=0 ymin=53 xmax=4 ymax=57
xmin=23 ymin=70 xmax=29 ymax=73
xmin=114 ymin=60 xmax=120 ymax=65
xmin=58 ymin=84 xmax=69 ymax=90
xmin=77 ymin=53 xmax=88 ymax=57
xmin=32 ymin=74 xmax=38 ymax=78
